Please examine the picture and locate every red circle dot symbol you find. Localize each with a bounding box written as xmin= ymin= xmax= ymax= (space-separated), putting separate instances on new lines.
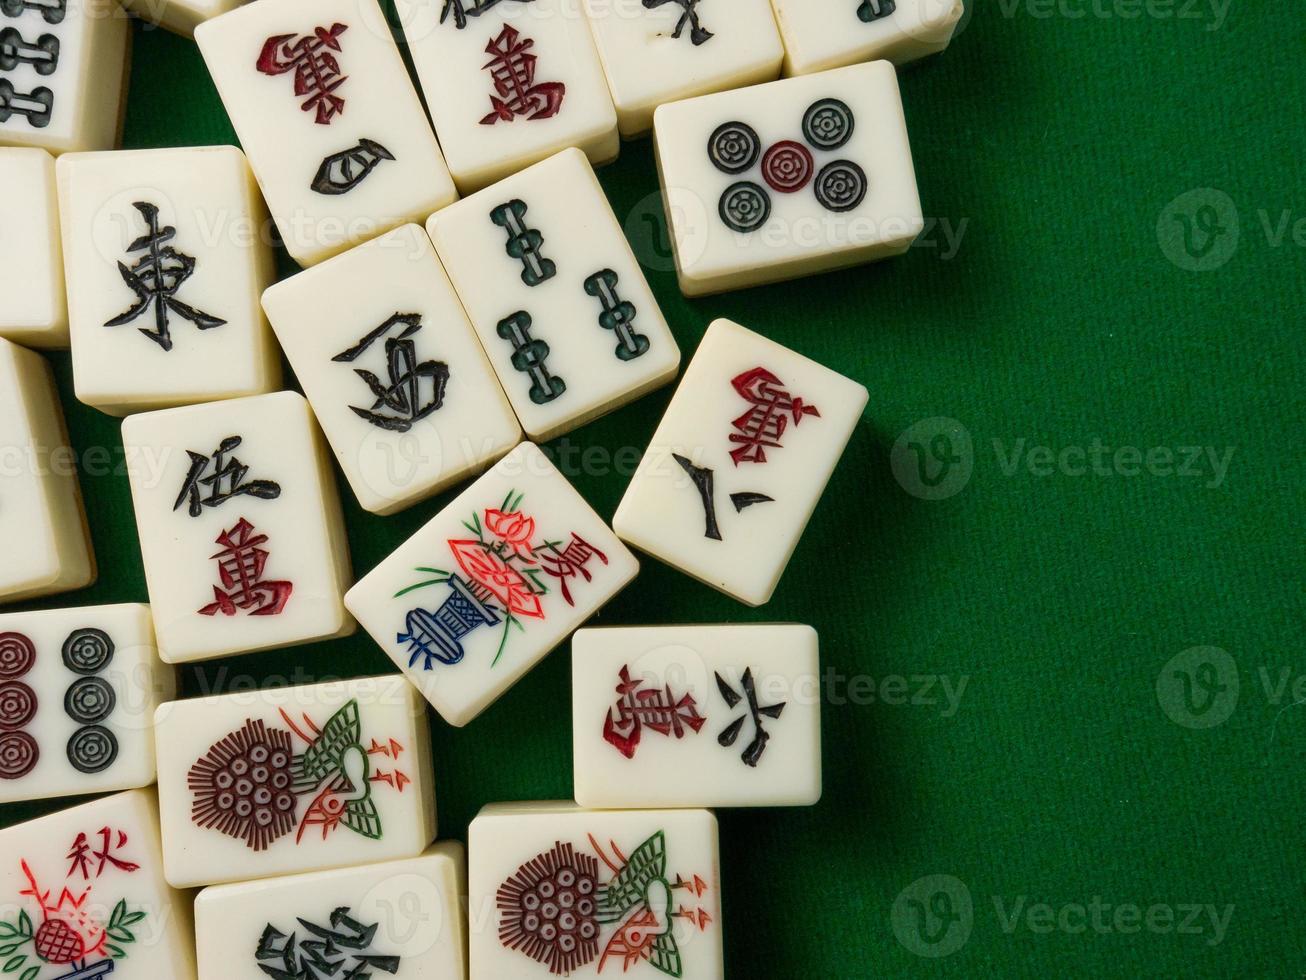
xmin=761 ymin=140 xmax=815 ymax=194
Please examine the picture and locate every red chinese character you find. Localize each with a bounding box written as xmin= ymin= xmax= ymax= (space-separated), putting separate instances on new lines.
xmin=479 ymin=25 xmax=565 ymax=125
xmin=603 ymin=665 xmax=705 ymax=759
xmin=728 ymin=366 xmax=821 ymax=465
xmin=539 ymin=533 xmax=608 ymax=606
xmin=66 ymin=828 xmax=140 ymax=881
xmin=257 ymin=23 xmax=350 ymax=125
xmin=198 ymin=518 xmax=294 ymax=617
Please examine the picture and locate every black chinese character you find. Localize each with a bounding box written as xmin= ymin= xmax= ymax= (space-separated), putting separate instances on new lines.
xmin=673 ymin=454 xmax=772 ymax=541
xmin=104 ymin=201 xmax=226 ymax=352
xmin=332 ymin=313 xmax=450 ymax=432
xmin=716 ymin=667 xmax=785 ymax=767
xmin=173 ymin=436 xmax=281 ymax=518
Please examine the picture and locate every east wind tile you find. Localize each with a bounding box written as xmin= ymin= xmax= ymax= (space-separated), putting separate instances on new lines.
xmin=56 ymin=146 xmax=281 ymax=416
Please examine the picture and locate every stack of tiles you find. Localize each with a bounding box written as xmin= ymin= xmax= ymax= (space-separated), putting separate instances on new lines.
xmin=0 ymin=336 xmax=94 ymax=602
xmin=0 ymin=604 xmax=172 ymax=804
xmin=152 ymin=676 xmax=437 ymax=887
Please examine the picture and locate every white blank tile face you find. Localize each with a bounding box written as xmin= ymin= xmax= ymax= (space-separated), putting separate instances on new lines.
xmin=614 ymin=319 xmax=867 ymax=606
xmin=572 ymin=624 xmax=820 ymax=808
xmin=153 ymin=676 xmax=437 ymax=888
xmin=346 ymin=442 xmax=638 ymax=728
xmin=196 ymin=0 xmax=457 ymax=267
xmin=0 ymin=604 xmax=174 ymax=805
xmin=194 ymin=842 xmax=467 ymax=980
xmin=0 ymin=0 xmax=130 ymax=153
xmin=0 ymin=789 xmax=198 ymax=979
xmin=396 ymin=0 xmax=617 ymax=192
xmin=0 ymin=149 xmax=66 ymax=347
xmin=468 ymin=803 xmax=722 ymax=979
xmin=654 ymin=60 xmax=923 ymax=296
xmin=427 ymin=149 xmax=680 ymax=442
xmin=771 ymin=0 xmax=964 ymax=75
xmin=121 ymin=392 xmax=353 ymax=664
xmin=583 ymin=0 xmax=784 ymax=138
xmin=262 ymin=224 xmax=522 ymax=516
xmin=0 ymin=338 xmax=95 ymax=603
xmin=58 ymin=146 xmax=280 ymax=415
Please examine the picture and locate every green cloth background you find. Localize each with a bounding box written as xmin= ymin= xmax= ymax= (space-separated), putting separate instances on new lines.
xmin=3 ymin=1 xmax=1304 ymax=975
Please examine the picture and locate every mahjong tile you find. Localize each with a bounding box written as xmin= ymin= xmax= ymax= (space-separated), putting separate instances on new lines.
xmin=653 ymin=60 xmax=923 ymax=296
xmin=345 ymin=442 xmax=639 ymax=728
xmin=120 ymin=0 xmax=239 ymax=39
xmin=261 ymin=223 xmax=522 ymax=516
xmin=426 ymin=148 xmax=680 ymax=443
xmin=0 ymin=604 xmax=174 ymax=805
xmin=57 ymin=145 xmax=281 ymax=416
xmin=583 ymin=0 xmax=784 ymax=139
xmin=0 ymin=337 xmax=95 ymax=603
xmin=153 ymin=675 xmax=437 ymax=888
xmin=0 ymin=788 xmax=198 ymax=979
xmin=194 ymin=842 xmax=466 ymax=980
xmin=613 ymin=319 xmax=867 ymax=606
xmin=468 ymin=802 xmax=722 ymax=979
xmin=394 ymin=0 xmax=618 ymax=193
xmin=0 ymin=0 xmax=131 ymax=153
xmin=771 ymin=0 xmax=965 ymax=75
xmin=120 ymin=391 xmax=354 ymax=664
xmin=0 ymin=148 xmax=66 ymax=347
xmin=195 ymin=0 xmax=458 ymax=267
xmin=572 ymin=624 xmax=821 ymax=808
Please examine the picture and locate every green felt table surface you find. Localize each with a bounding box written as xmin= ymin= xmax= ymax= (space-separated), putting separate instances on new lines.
xmin=3 ymin=2 xmax=1305 ymax=976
